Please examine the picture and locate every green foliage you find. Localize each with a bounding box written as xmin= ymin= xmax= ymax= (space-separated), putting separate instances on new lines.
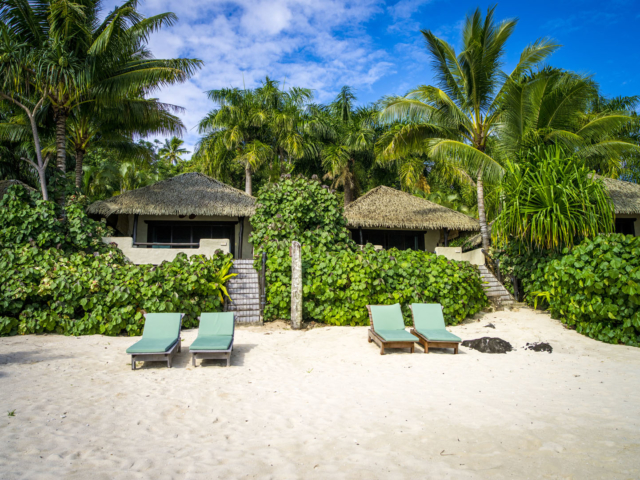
xmin=0 ymin=185 xmax=233 ymax=336
xmin=251 ymin=176 xmax=488 ymax=325
xmin=541 ymin=235 xmax=640 ymax=346
xmin=493 ymin=147 xmax=614 ymax=251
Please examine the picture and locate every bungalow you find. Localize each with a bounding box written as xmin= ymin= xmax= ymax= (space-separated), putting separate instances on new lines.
xmin=343 ymin=186 xmax=480 ymax=253
xmin=600 ymin=176 xmax=640 ymax=236
xmin=87 ymin=173 xmax=255 ymax=264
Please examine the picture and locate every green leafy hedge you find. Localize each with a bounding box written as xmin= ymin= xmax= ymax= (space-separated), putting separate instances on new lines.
xmin=251 ymin=176 xmax=488 ymax=325
xmin=0 ymin=185 xmax=233 ymax=336
xmin=541 ymin=235 xmax=640 ymax=346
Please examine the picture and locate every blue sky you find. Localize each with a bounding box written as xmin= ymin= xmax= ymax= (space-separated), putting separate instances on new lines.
xmin=103 ymin=0 xmax=640 ymax=154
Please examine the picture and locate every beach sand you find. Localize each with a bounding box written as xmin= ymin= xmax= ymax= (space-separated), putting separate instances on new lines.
xmin=1 ymin=308 xmax=640 ymax=479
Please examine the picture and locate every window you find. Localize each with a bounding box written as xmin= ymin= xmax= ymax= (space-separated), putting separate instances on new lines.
xmin=145 ymin=221 xmax=236 ymax=254
xmin=615 ymin=218 xmax=636 ymax=236
xmin=351 ymin=229 xmax=426 ymax=251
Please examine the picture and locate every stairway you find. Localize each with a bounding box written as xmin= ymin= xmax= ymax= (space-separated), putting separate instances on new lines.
xmin=225 ymin=259 xmax=262 ymax=324
xmin=478 ymin=265 xmax=514 ymax=306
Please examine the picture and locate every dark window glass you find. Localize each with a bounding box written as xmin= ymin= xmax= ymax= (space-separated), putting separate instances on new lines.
xmin=153 ymin=225 xmax=172 ymax=243
xmin=172 ymin=227 xmax=192 ymax=244
xmin=211 ymin=226 xmax=232 ymax=239
xmin=386 ymin=232 xmax=405 ymax=250
xmin=615 ymin=218 xmax=636 ymax=236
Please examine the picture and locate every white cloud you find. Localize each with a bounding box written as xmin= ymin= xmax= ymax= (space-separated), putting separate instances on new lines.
xmin=99 ymin=0 xmax=395 ymax=155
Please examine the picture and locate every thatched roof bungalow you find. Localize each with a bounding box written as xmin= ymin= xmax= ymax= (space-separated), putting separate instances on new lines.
xmin=87 ymin=173 xmax=256 ymax=261
xmin=600 ymin=176 xmax=640 ymax=236
xmin=344 ymin=186 xmax=479 ymax=252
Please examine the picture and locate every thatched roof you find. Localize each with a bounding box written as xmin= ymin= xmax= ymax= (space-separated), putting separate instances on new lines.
xmin=87 ymin=173 xmax=256 ymax=217
xmin=344 ymin=186 xmax=480 ymax=231
xmin=599 ymin=176 xmax=640 ymax=215
xmin=0 ymin=179 xmax=35 ymax=198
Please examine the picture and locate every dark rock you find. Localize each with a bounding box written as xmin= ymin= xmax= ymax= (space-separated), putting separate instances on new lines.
xmin=524 ymin=342 xmax=553 ymax=353
xmin=484 ymin=323 xmax=496 ymax=329
xmin=461 ymin=337 xmax=513 ymax=354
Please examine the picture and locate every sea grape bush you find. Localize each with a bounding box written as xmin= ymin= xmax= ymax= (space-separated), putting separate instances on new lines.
xmin=541 ymin=235 xmax=640 ymax=346
xmin=251 ymin=176 xmax=488 ymax=325
xmin=0 ymin=185 xmax=233 ymax=336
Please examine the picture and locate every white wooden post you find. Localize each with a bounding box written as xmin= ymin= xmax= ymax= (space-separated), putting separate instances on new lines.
xmin=291 ymin=241 xmax=302 ymax=329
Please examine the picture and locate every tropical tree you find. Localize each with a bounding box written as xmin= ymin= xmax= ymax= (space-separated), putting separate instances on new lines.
xmin=492 ymin=146 xmax=614 ymax=251
xmin=195 ymin=78 xmax=314 ymax=195
xmin=378 ymin=6 xmax=560 ymax=249
xmin=158 ymin=136 xmax=189 ymax=165
xmin=316 ymin=86 xmax=378 ymax=205
xmin=0 ymin=0 xmax=202 ymax=183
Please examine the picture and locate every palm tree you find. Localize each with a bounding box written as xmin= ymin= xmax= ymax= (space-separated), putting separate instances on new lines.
xmin=195 ymin=78 xmax=314 ymax=195
xmin=378 ymin=6 xmax=560 ymax=249
xmin=0 ymin=0 xmax=202 ymax=181
xmin=318 ymin=86 xmax=377 ymax=205
xmin=158 ymin=137 xmax=189 ymax=165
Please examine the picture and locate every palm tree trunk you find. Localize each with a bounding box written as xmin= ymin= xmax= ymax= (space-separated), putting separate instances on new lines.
xmin=75 ymin=149 xmax=84 ymax=190
xmin=343 ymin=177 xmax=353 ymax=206
xmin=55 ymin=110 xmax=68 ymax=173
xmin=477 ymin=172 xmax=490 ymax=250
xmin=245 ymin=164 xmax=252 ymax=196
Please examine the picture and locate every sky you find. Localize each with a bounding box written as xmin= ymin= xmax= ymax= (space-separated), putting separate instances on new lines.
xmin=102 ymin=0 xmax=640 ymax=156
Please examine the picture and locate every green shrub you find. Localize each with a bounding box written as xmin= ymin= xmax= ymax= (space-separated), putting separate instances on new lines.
xmin=251 ymin=176 xmax=488 ymax=325
xmin=541 ymin=234 xmax=640 ymax=346
xmin=0 ymin=185 xmax=234 ymax=336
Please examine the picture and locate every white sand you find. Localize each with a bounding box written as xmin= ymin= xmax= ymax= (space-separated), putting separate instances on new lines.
xmin=1 ymin=308 xmax=640 ymax=479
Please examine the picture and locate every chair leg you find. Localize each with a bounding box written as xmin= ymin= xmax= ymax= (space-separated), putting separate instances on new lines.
xmin=424 ymin=342 xmax=429 ymax=354
xmin=410 ymin=344 xmax=414 ymax=353
xmin=226 ymin=355 xmax=231 ymax=367
xmin=131 ymin=357 xmax=135 ymax=370
xmin=192 ymin=354 xmax=196 ymax=367
xmin=454 ymin=345 xmax=459 ymax=354
xmin=380 ymin=344 xmax=385 ymax=355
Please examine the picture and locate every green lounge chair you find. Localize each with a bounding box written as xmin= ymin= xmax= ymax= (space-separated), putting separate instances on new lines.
xmin=366 ymin=303 xmax=418 ymax=355
xmin=189 ymin=312 xmax=235 ymax=367
xmin=409 ymin=303 xmax=461 ymax=354
xmin=127 ymin=313 xmax=184 ymax=370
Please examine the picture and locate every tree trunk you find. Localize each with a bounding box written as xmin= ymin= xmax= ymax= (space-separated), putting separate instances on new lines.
xmin=245 ymin=164 xmax=252 ymax=196
xmin=75 ymin=149 xmax=84 ymax=190
xmin=290 ymin=240 xmax=302 ymax=329
xmin=27 ymin=113 xmax=48 ymax=201
xmin=477 ymin=172 xmax=490 ymax=250
xmin=343 ymin=176 xmax=353 ymax=206
xmin=36 ymin=167 xmax=48 ymax=202
xmin=55 ymin=109 xmax=68 ymax=173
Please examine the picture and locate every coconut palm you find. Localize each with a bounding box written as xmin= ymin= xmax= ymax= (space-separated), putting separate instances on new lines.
xmin=158 ymin=136 xmax=189 ymax=165
xmin=0 ymin=0 xmax=202 ymax=180
xmin=317 ymin=86 xmax=377 ymax=205
xmin=378 ymin=6 xmax=560 ymax=249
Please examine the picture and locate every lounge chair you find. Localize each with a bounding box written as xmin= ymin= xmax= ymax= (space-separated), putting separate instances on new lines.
xmin=366 ymin=303 xmax=418 ymax=355
xmin=409 ymin=303 xmax=461 ymax=354
xmin=189 ymin=312 xmax=235 ymax=367
xmin=127 ymin=313 xmax=184 ymax=370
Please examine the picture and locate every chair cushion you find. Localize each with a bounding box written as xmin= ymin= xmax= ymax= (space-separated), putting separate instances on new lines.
xmin=126 ymin=338 xmax=178 ymax=354
xmin=411 ymin=303 xmax=446 ymax=330
xmin=199 ymin=312 xmax=235 ymax=336
xmin=416 ymin=328 xmax=461 ymax=343
xmin=190 ymin=335 xmax=233 ymax=351
xmin=369 ymin=304 xmax=405 ymax=331
xmin=375 ymin=329 xmax=418 ymax=342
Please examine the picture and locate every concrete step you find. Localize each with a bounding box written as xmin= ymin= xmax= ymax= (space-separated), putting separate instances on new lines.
xmin=227 ymin=286 xmax=259 ymax=294
xmin=228 ymin=292 xmax=259 ymax=300
xmin=229 ymin=272 xmax=258 ymax=281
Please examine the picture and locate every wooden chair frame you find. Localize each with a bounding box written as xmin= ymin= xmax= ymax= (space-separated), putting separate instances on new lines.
xmin=366 ymin=305 xmax=415 ymax=355
xmin=409 ymin=305 xmax=459 ymax=354
xmin=189 ymin=314 xmax=235 ymax=367
xmin=131 ymin=313 xmax=185 ymax=370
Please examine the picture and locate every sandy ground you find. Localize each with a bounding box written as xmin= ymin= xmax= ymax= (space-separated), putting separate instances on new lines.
xmin=1 ymin=308 xmax=640 ymax=479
